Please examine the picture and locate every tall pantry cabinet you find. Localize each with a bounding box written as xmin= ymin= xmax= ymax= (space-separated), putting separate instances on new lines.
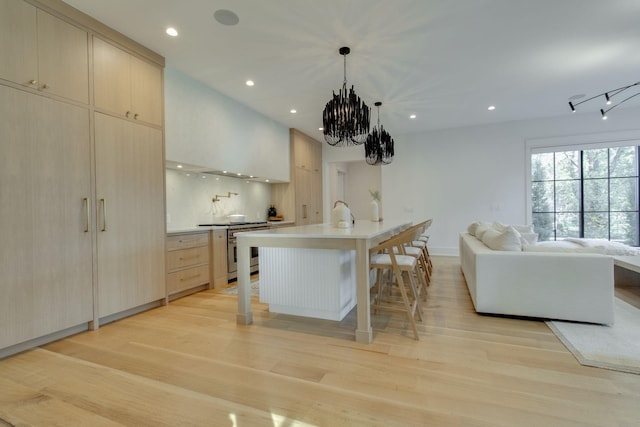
xmin=0 ymin=0 xmax=166 ymax=358
xmin=271 ymin=129 xmax=323 ymax=225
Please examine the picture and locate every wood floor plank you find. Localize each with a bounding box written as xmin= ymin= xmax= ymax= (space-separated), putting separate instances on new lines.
xmin=1 ymin=256 xmax=639 ymax=426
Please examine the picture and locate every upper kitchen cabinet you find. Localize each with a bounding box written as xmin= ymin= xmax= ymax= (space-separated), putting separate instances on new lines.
xmin=93 ymin=37 xmax=163 ymax=127
xmin=0 ymin=0 xmax=89 ymax=104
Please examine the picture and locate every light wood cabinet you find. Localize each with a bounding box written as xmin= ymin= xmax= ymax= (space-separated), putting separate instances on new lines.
xmin=212 ymin=229 xmax=228 ymax=288
xmin=94 ymin=37 xmax=163 ymax=126
xmin=167 ymin=232 xmax=210 ymax=299
xmin=0 ymin=0 xmax=166 ymax=357
xmin=0 ymin=84 xmax=93 ymax=349
xmin=95 ymin=113 xmax=166 ymax=318
xmin=272 ymin=129 xmax=323 ymax=225
xmin=0 ymin=0 xmax=89 ymax=103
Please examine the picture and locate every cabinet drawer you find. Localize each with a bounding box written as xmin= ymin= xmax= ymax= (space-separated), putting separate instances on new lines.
xmin=167 ymin=232 xmax=210 ymax=250
xmin=167 ymin=265 xmax=210 ymax=294
xmin=167 ymin=245 xmax=209 ymax=270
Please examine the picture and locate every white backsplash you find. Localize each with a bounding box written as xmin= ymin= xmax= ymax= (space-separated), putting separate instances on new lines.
xmin=166 ymin=169 xmax=272 ymax=229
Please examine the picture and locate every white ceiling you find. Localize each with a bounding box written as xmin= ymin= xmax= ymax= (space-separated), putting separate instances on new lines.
xmin=64 ymin=0 xmax=640 ymax=139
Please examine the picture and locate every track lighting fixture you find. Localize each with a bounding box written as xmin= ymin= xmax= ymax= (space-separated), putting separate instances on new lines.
xmin=569 ymin=81 xmax=640 ymax=120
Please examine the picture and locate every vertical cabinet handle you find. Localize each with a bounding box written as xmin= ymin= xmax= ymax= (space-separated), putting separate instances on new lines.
xmin=29 ymin=79 xmax=37 ymax=86
xmin=303 ymin=204 xmax=308 ymax=219
xmin=134 ymin=113 xmax=139 ymax=120
xmin=100 ymin=198 xmax=107 ymax=231
xmin=125 ymin=111 xmax=131 ymax=118
xmin=83 ymin=197 xmax=90 ymax=232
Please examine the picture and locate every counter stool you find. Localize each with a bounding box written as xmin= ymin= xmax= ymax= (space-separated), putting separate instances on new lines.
xmin=369 ymin=226 xmax=425 ymax=340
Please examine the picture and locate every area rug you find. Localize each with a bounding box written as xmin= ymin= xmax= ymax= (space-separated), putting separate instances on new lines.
xmin=219 ymin=279 xmax=260 ymax=296
xmin=546 ymin=298 xmax=640 ymax=374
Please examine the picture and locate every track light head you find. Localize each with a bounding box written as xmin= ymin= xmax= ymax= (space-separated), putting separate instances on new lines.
xmin=600 ymin=109 xmax=607 ymax=120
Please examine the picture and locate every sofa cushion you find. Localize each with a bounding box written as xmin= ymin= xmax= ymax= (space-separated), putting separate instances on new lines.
xmin=482 ymin=226 xmax=522 ymax=251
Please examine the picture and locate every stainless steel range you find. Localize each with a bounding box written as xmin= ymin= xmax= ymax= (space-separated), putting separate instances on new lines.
xmin=199 ymin=221 xmax=271 ymax=281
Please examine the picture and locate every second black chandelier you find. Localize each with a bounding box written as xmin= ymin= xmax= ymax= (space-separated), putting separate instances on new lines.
xmin=365 ymin=102 xmax=394 ymax=165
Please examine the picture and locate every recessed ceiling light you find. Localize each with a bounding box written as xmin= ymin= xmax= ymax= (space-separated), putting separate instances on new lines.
xmin=222 ymin=171 xmax=227 ymax=174
xmin=185 ymin=173 xmax=191 ymax=177
xmin=290 ymin=109 xmax=297 ymax=114
xmin=214 ymin=9 xmax=239 ymax=26
xmin=265 ymin=179 xmax=270 ymax=183
xmin=237 ymin=172 xmax=242 ymax=176
xmin=176 ymin=164 xmax=183 ymax=168
xmin=318 ymin=127 xmax=324 ymax=131
xmin=246 ymin=80 xmax=254 ymax=87
xmin=488 ymin=105 xmax=496 ymax=111
xmin=249 ymin=175 xmax=254 ymax=178
xmin=201 ymin=175 xmax=206 ymax=179
xmin=166 ymin=27 xmax=178 ymax=37
xmin=409 ymin=114 xmax=417 ymax=119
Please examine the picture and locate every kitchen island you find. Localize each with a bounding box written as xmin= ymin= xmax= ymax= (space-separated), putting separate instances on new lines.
xmin=235 ymin=220 xmax=410 ymax=343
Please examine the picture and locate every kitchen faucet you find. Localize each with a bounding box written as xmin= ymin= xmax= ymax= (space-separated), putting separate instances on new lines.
xmin=212 ymin=192 xmax=239 ymax=202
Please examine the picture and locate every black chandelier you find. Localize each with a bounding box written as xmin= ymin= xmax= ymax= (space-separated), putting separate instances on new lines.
xmin=569 ymin=81 xmax=640 ymax=120
xmin=365 ymin=102 xmax=394 ymax=165
xmin=322 ymin=47 xmax=370 ymax=146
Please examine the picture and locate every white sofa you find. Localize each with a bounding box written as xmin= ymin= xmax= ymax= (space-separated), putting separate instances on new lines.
xmin=459 ymin=232 xmax=615 ymax=325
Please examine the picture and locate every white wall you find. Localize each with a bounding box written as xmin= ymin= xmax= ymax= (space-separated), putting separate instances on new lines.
xmin=322 ymin=106 xmax=640 ymax=255
xmin=166 ymin=169 xmax=272 ymax=230
xmin=343 ymin=161 xmax=382 ymax=220
xmin=164 ymin=67 xmax=290 ymax=182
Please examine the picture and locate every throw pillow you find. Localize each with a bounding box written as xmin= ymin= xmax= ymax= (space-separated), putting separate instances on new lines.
xmin=512 ymin=224 xmax=535 ymax=234
xmin=467 ymin=221 xmax=480 ymax=236
xmin=520 ymin=232 xmax=539 ymax=246
xmin=475 ymin=222 xmax=494 ymax=240
xmin=482 ymin=226 xmax=522 ymax=251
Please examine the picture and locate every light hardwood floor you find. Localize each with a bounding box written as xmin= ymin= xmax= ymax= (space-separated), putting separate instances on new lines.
xmin=1 ymin=256 xmax=639 ymax=426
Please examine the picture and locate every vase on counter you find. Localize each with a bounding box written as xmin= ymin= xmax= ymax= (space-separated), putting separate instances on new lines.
xmin=370 ymin=199 xmax=379 ymax=222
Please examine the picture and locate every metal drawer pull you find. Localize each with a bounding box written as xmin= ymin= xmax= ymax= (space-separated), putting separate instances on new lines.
xmin=100 ymin=198 xmax=107 ymax=231
xmin=83 ymin=197 xmax=90 ymax=232
xmin=179 ymin=255 xmax=200 ymax=261
xmin=180 ymin=274 xmax=201 ymax=281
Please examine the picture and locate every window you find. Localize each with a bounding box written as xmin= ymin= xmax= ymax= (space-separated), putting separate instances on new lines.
xmin=531 ymin=146 xmax=639 ymax=245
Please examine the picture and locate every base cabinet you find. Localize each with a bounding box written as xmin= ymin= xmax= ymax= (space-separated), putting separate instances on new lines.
xmin=167 ymin=232 xmax=210 ymax=299
xmin=212 ymin=229 xmax=228 ymax=288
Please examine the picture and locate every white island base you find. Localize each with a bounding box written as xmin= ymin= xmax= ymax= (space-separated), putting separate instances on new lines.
xmin=259 ymin=247 xmax=356 ymax=320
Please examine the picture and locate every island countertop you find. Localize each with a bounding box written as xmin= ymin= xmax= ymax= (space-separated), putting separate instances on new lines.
xmin=235 ymin=219 xmax=411 ymax=240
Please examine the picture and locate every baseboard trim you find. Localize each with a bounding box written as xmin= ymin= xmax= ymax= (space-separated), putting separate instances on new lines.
xmin=0 ymin=323 xmax=89 ymax=360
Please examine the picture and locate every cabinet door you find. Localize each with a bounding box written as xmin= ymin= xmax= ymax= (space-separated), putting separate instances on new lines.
xmin=212 ymin=229 xmax=228 ymax=288
xmin=130 ymin=55 xmax=163 ymax=126
xmin=0 ymin=85 xmax=92 ymax=349
xmin=0 ymin=0 xmax=38 ymax=86
xmin=37 ymin=9 xmax=89 ymax=103
xmin=93 ymin=37 xmax=131 ymax=118
xmin=95 ymin=113 xmax=165 ymax=318
xmin=295 ymin=167 xmax=312 ymax=225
